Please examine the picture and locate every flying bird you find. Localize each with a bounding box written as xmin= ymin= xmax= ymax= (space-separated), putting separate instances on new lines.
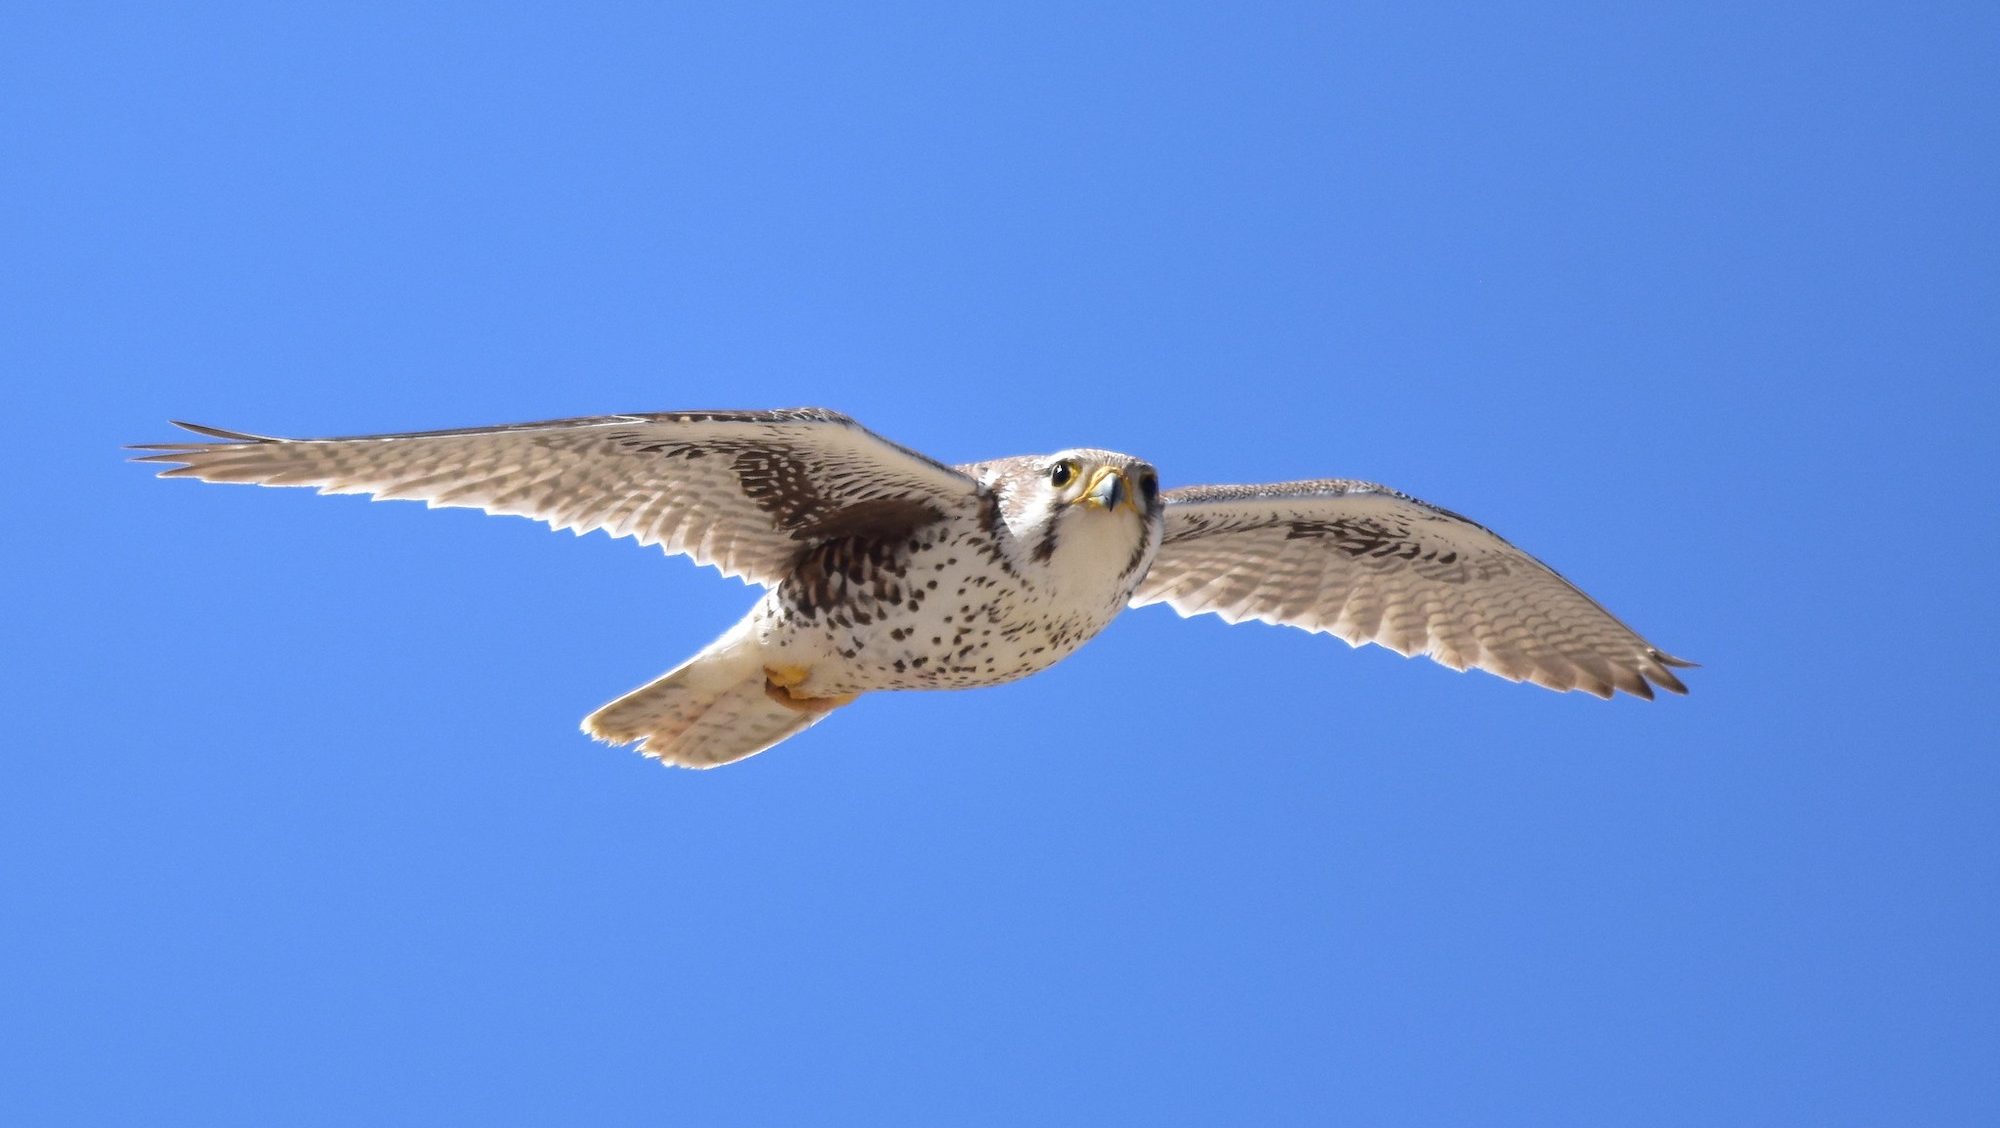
xmin=132 ymin=409 xmax=1693 ymax=767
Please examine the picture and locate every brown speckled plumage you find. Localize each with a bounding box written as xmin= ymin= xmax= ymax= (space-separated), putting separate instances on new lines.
xmin=132 ymin=410 xmax=1691 ymax=767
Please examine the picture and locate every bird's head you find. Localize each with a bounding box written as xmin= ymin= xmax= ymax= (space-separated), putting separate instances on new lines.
xmin=978 ymin=448 xmax=1164 ymax=585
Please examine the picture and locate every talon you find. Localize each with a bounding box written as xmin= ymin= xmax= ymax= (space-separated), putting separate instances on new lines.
xmin=762 ymin=680 xmax=856 ymax=714
xmin=762 ymin=664 xmax=855 ymax=714
xmin=764 ymin=664 xmax=812 ymax=693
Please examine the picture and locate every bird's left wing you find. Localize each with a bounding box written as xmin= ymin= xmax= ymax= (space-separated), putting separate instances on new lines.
xmin=1130 ymin=480 xmax=1693 ymax=699
xmin=131 ymin=408 xmax=982 ymax=586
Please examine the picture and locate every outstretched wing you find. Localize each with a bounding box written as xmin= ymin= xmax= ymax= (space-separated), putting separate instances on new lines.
xmin=132 ymin=408 xmax=982 ymax=585
xmin=1130 ymin=480 xmax=1693 ymax=699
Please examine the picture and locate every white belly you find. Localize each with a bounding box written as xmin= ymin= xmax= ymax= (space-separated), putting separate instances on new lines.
xmin=750 ymin=520 xmax=1146 ymax=697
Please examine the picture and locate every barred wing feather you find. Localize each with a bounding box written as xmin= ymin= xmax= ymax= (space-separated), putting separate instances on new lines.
xmin=132 ymin=409 xmax=982 ymax=586
xmin=1132 ymin=481 xmax=1693 ymax=699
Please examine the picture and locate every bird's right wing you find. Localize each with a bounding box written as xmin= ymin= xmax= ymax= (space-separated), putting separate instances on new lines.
xmin=1131 ymin=480 xmax=1693 ymax=699
xmin=132 ymin=408 xmax=984 ymax=585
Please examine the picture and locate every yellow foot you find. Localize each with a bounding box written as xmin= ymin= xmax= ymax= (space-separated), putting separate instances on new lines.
xmin=764 ymin=664 xmax=812 ymax=693
xmin=762 ymin=665 xmax=857 ymax=714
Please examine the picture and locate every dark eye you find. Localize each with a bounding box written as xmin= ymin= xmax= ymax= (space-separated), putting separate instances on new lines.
xmin=1138 ymin=471 xmax=1159 ymax=505
xmin=1049 ymin=460 xmax=1076 ymax=487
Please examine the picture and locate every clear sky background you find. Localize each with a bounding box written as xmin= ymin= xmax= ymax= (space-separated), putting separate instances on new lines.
xmin=6 ymin=3 xmax=1996 ymax=1124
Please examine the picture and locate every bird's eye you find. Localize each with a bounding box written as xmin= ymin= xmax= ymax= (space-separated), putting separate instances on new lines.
xmin=1049 ymin=460 xmax=1076 ymax=487
xmin=1138 ymin=471 xmax=1159 ymax=506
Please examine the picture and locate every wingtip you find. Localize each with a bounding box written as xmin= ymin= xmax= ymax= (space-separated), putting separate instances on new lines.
xmin=1647 ymin=663 xmax=1692 ymax=696
xmin=127 ymin=421 xmax=269 ymax=464
xmin=168 ymin=420 xmax=264 ymax=441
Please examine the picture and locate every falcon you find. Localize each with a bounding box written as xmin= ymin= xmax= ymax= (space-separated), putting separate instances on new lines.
xmin=132 ymin=409 xmax=1694 ymax=768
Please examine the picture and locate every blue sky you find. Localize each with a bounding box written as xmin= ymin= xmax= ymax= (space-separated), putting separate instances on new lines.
xmin=6 ymin=3 xmax=1996 ymax=1124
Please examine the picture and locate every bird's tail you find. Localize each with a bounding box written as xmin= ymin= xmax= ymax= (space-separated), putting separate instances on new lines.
xmin=582 ymin=628 xmax=844 ymax=769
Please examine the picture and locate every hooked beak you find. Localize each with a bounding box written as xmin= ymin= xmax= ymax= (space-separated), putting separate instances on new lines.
xmin=1078 ymin=465 xmax=1136 ymax=513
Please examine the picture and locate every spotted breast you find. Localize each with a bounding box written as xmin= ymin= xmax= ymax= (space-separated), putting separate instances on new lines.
xmin=751 ymin=450 xmax=1165 ymax=698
